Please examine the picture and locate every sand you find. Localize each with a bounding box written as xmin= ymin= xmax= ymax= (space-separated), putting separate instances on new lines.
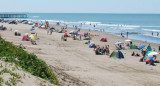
xmin=0 ymin=60 xmax=55 ymax=86
xmin=0 ymin=22 xmax=160 ymax=86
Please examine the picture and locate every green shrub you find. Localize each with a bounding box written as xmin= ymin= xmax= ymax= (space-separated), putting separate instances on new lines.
xmin=0 ymin=38 xmax=60 ymax=85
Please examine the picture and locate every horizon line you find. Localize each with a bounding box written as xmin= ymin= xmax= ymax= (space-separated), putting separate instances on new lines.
xmin=0 ymin=12 xmax=160 ymax=14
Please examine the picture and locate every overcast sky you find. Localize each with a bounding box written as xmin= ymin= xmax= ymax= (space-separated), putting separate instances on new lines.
xmin=0 ymin=0 xmax=160 ymax=13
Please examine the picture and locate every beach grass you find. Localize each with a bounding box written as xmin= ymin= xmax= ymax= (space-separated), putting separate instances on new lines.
xmin=0 ymin=37 xmax=60 ymax=86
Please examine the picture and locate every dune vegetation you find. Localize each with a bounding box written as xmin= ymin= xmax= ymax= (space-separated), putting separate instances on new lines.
xmin=0 ymin=36 xmax=60 ymax=86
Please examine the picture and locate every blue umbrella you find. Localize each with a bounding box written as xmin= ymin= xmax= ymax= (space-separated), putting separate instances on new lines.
xmin=138 ymin=45 xmax=146 ymax=50
xmin=30 ymin=28 xmax=35 ymax=31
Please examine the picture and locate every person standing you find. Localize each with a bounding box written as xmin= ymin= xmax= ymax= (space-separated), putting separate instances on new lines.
xmin=127 ymin=32 xmax=129 ymax=38
xmin=152 ymin=32 xmax=153 ymax=36
xmin=157 ymin=32 xmax=159 ymax=36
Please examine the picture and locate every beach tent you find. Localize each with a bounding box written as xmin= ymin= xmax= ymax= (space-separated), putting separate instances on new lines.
xmin=110 ymin=50 xmax=124 ymax=59
xmin=22 ymin=34 xmax=29 ymax=41
xmin=58 ymin=29 xmax=62 ymax=33
xmin=84 ymin=37 xmax=91 ymax=40
xmin=100 ymin=38 xmax=107 ymax=42
xmin=29 ymin=35 xmax=36 ymax=40
xmin=128 ymin=44 xmax=138 ymax=49
xmin=145 ymin=45 xmax=152 ymax=56
xmin=89 ymin=42 xmax=95 ymax=48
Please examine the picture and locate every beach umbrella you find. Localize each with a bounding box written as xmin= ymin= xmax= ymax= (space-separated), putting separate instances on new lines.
xmin=69 ymin=30 xmax=75 ymax=34
xmin=115 ymin=41 xmax=123 ymax=45
xmin=78 ymin=33 xmax=83 ymax=36
xmin=29 ymin=35 xmax=36 ymax=40
xmin=148 ymin=52 xmax=159 ymax=56
xmin=125 ymin=39 xmax=132 ymax=42
xmin=138 ymin=45 xmax=146 ymax=50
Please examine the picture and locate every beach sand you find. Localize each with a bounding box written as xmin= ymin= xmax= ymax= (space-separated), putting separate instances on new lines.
xmin=0 ymin=23 xmax=160 ymax=86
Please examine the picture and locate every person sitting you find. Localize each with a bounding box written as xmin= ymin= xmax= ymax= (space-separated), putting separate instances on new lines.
xmin=31 ymin=39 xmax=37 ymax=45
xmin=15 ymin=32 xmax=21 ymax=36
xmin=85 ymin=40 xmax=90 ymax=44
xmin=102 ymin=46 xmax=106 ymax=55
xmin=105 ymin=45 xmax=110 ymax=55
xmin=61 ymin=35 xmax=67 ymax=41
xmin=136 ymin=53 xmax=140 ymax=56
xmin=145 ymin=56 xmax=156 ymax=66
xmin=131 ymin=52 xmax=135 ymax=56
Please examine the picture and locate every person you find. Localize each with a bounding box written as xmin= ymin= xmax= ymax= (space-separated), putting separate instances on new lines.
xmin=157 ymin=32 xmax=159 ymax=36
xmin=127 ymin=32 xmax=129 ymax=38
xmin=145 ymin=56 xmax=156 ymax=66
xmin=139 ymin=49 xmax=146 ymax=62
xmin=102 ymin=46 xmax=106 ymax=55
xmin=94 ymin=24 xmax=96 ymax=28
xmin=131 ymin=52 xmax=135 ymax=56
xmin=152 ymin=32 xmax=153 ymax=36
xmin=49 ymin=27 xmax=55 ymax=35
xmin=106 ymin=45 xmax=110 ymax=55
xmin=31 ymin=39 xmax=37 ymax=45
xmin=121 ymin=32 xmax=123 ymax=37
xmin=46 ymin=21 xmax=49 ymax=27
xmin=158 ymin=45 xmax=160 ymax=52
xmin=79 ymin=35 xmax=81 ymax=40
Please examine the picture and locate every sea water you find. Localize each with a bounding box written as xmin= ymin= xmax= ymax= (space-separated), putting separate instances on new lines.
xmin=23 ymin=13 xmax=160 ymax=44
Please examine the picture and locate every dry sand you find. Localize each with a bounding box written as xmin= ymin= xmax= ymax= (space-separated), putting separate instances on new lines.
xmin=0 ymin=60 xmax=55 ymax=86
xmin=0 ymin=23 xmax=160 ymax=86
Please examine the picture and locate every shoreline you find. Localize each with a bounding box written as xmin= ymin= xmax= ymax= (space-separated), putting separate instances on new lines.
xmin=0 ymin=22 xmax=160 ymax=86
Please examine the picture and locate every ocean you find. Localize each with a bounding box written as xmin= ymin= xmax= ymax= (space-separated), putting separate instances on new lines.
xmin=25 ymin=13 xmax=160 ymax=44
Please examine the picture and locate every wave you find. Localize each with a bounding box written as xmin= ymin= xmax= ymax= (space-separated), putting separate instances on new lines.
xmin=32 ymin=16 xmax=39 ymax=18
xmin=142 ymin=29 xmax=160 ymax=32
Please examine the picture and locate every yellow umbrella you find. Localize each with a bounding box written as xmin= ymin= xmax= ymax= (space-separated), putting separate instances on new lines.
xmin=29 ymin=35 xmax=36 ymax=40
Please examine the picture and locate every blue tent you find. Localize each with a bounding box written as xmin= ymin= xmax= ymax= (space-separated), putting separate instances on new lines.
xmin=89 ymin=42 xmax=95 ymax=48
xmin=110 ymin=50 xmax=124 ymax=59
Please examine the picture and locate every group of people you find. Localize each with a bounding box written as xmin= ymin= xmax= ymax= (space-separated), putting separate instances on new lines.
xmin=94 ymin=45 xmax=110 ymax=55
xmin=152 ymin=32 xmax=159 ymax=36
xmin=0 ymin=25 xmax=7 ymax=30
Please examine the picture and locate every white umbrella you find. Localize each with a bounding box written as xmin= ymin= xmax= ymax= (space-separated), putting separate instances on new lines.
xmin=115 ymin=41 xmax=123 ymax=45
xmin=125 ymin=39 xmax=132 ymax=42
xmin=69 ymin=30 xmax=75 ymax=34
xmin=148 ymin=52 xmax=159 ymax=56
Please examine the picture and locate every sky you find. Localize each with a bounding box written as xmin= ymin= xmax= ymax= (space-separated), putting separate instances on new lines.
xmin=0 ymin=0 xmax=160 ymax=13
